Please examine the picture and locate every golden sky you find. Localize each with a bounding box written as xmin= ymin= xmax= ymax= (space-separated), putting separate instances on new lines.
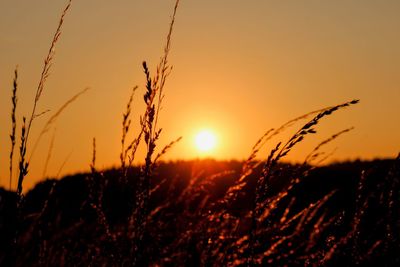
xmin=1 ymin=0 xmax=400 ymax=190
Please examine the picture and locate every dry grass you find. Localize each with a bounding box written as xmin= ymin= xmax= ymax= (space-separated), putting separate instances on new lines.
xmin=29 ymin=87 xmax=90 ymax=162
xmin=1 ymin=0 xmax=399 ymax=266
xmin=304 ymin=127 xmax=354 ymax=165
xmin=16 ymin=0 xmax=73 ymax=199
xmin=9 ymin=67 xmax=18 ymax=191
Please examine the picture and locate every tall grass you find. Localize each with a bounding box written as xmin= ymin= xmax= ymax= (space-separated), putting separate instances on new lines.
xmin=9 ymin=67 xmax=18 ymax=191
xmin=1 ymin=0 xmax=399 ymax=266
xmin=16 ymin=0 xmax=73 ymax=199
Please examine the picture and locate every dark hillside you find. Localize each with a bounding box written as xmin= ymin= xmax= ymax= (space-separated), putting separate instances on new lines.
xmin=0 ymin=159 xmax=399 ymax=266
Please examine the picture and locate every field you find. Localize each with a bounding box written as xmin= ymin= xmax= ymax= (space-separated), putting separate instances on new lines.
xmin=1 ymin=0 xmax=399 ymax=266
xmin=1 ymin=158 xmax=399 ymax=266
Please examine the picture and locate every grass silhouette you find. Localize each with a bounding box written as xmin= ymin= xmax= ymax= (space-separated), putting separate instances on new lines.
xmin=1 ymin=0 xmax=399 ymax=266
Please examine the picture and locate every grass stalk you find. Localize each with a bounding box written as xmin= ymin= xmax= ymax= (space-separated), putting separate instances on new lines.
xmin=29 ymin=87 xmax=89 ymax=162
xmin=9 ymin=67 xmax=18 ymax=191
xmin=17 ymin=0 xmax=72 ymax=197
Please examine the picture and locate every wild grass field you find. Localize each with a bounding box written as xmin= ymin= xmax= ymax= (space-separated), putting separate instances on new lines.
xmin=1 ymin=0 xmax=399 ymax=266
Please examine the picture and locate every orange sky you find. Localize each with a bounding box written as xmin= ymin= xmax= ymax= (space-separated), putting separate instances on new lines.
xmin=1 ymin=0 xmax=399 ymax=190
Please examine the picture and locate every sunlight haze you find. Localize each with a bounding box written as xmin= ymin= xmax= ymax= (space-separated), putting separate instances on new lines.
xmin=0 ymin=0 xmax=399 ymax=190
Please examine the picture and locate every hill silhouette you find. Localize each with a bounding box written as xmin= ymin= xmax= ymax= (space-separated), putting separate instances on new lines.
xmin=1 ymin=159 xmax=399 ymax=266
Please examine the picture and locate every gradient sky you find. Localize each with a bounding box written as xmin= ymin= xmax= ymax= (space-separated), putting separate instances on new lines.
xmin=1 ymin=0 xmax=399 ymax=190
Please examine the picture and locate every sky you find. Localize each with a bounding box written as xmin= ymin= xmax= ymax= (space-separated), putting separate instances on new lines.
xmin=1 ymin=0 xmax=399 ymax=190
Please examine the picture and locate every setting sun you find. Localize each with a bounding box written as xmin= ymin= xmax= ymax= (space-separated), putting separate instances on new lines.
xmin=1 ymin=0 xmax=400 ymax=265
xmin=195 ymin=130 xmax=217 ymax=152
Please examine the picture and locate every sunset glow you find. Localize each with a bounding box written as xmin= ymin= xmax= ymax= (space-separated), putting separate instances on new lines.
xmin=195 ymin=130 xmax=217 ymax=153
xmin=1 ymin=1 xmax=399 ymax=265
xmin=0 ymin=0 xmax=399 ymax=190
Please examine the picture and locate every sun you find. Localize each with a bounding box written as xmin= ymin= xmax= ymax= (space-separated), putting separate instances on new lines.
xmin=195 ymin=130 xmax=217 ymax=152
